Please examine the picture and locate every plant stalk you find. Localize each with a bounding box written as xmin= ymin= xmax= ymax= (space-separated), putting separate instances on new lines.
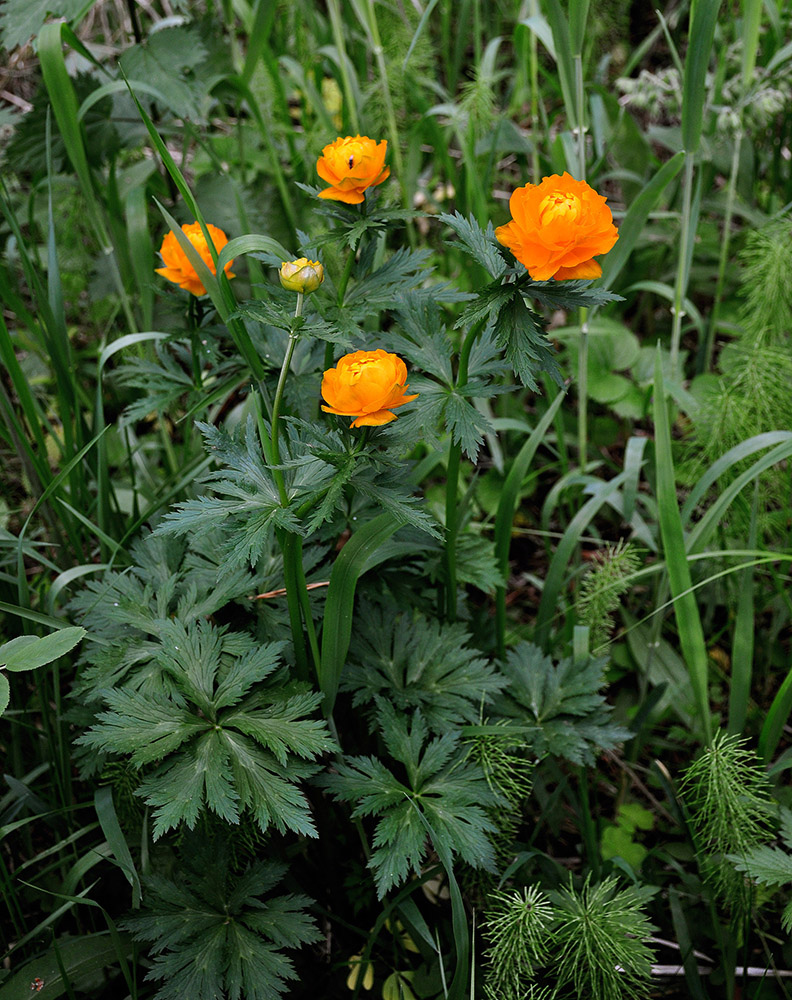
xmin=269 ymin=292 xmax=316 ymax=680
xmin=444 ymin=321 xmax=483 ymax=622
xmin=670 ymin=152 xmax=695 ymax=379
xmin=702 ymin=130 xmax=742 ymax=373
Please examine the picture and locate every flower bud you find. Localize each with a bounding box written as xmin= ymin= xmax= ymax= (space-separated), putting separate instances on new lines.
xmin=279 ymin=258 xmax=324 ymax=294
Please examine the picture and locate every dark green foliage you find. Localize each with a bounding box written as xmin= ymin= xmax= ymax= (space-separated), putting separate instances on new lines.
xmin=548 ymin=876 xmax=657 ymax=1000
xmin=439 ymin=211 xmax=507 ymax=278
xmin=682 ymin=731 xmax=773 ymax=914
xmin=124 ymin=836 xmax=321 ymax=1000
xmin=342 ymin=605 xmax=507 ymax=731
xmin=387 ymin=294 xmax=508 ymax=460
xmin=1 ymin=0 xmax=85 ymax=48
xmin=575 ymin=541 xmax=641 ymax=650
xmin=78 ymin=617 xmax=335 ymax=838
xmin=320 ymin=704 xmax=501 ymax=897
xmin=158 ymin=418 xmax=440 ymax=553
xmin=119 ymin=26 xmax=211 ymax=121
xmin=492 ymin=643 xmax=629 ymax=765
xmin=70 ymin=531 xmax=261 ymax=702
xmin=483 ymin=886 xmax=553 ymax=998
xmin=156 ymin=420 xmax=321 ymax=562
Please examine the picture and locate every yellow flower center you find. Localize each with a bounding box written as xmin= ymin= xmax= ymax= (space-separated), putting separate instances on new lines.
xmin=539 ymin=191 xmax=581 ymax=225
xmin=346 ymin=358 xmax=378 ymax=381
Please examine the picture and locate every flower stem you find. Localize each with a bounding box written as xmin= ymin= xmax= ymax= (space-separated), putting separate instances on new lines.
xmin=269 ymin=292 xmax=319 ymax=682
xmin=444 ymin=320 xmax=483 ymax=622
xmin=670 ymin=152 xmax=695 ymax=379
xmin=577 ymin=308 xmax=589 ymax=465
xmin=270 ymin=293 xmax=303 ymax=503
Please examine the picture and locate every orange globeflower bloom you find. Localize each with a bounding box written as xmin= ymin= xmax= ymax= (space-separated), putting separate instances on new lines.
xmin=156 ymin=222 xmax=235 ymax=296
xmin=321 ymin=349 xmax=417 ymax=428
xmin=316 ymin=135 xmax=390 ymax=204
xmin=495 ymin=172 xmax=618 ymax=281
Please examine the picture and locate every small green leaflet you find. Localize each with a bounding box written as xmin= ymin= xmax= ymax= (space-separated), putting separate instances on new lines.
xmin=0 ymin=626 xmax=86 ymax=672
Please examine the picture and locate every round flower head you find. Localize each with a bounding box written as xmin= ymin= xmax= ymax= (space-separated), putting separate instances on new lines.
xmin=495 ymin=173 xmax=618 ymax=281
xmin=156 ymin=222 xmax=235 ymax=296
xmin=321 ymin=349 xmax=418 ymax=428
xmin=316 ymin=135 xmax=390 ymax=205
xmin=279 ymin=258 xmax=324 ymax=294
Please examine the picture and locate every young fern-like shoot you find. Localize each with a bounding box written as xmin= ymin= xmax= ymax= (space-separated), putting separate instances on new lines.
xmin=681 ymin=730 xmax=773 ymax=914
xmin=483 ymin=886 xmax=553 ymax=998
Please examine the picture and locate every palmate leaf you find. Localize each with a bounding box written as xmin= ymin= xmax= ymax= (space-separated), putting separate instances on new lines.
xmin=156 ymin=419 xmax=336 ymax=564
xmin=456 ymin=280 xmax=561 ymax=390
xmin=78 ymin=619 xmax=335 ymax=838
xmin=492 ymin=643 xmax=628 ymax=765
xmin=70 ymin=532 xmax=263 ymax=704
xmin=345 ymin=247 xmax=434 ymax=308
xmin=343 ymin=606 xmax=506 ymax=732
xmin=729 ymin=845 xmax=792 ymax=887
xmin=320 ymin=704 xmax=500 ymax=896
xmin=439 ymin=211 xmax=507 ymax=278
xmin=124 ymin=836 xmax=321 ymax=1000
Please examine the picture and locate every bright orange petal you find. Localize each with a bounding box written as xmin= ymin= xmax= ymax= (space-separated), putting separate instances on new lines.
xmin=349 ymin=410 xmax=398 ymax=428
xmin=319 ymin=186 xmax=365 ymax=204
xmin=553 ymin=258 xmax=602 ymax=280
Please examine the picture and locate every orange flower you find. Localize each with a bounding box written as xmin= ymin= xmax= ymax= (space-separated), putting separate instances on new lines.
xmin=321 ymin=350 xmax=417 ymax=428
xmin=156 ymin=222 xmax=235 ymax=296
xmin=495 ymin=172 xmax=618 ymax=281
xmin=316 ymin=135 xmax=390 ymax=205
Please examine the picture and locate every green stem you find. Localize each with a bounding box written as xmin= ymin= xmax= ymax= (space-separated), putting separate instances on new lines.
xmin=336 ymin=247 xmax=356 ymax=308
xmin=294 ymin=539 xmax=321 ymax=678
xmin=269 ymin=292 xmax=312 ymax=679
xmin=702 ymin=130 xmax=742 ymax=373
xmin=270 ymin=293 xmax=303 ymax=501
xmin=578 ymin=765 xmax=601 ymax=879
xmin=280 ymin=531 xmax=309 ymax=680
xmin=363 ymin=0 xmax=415 ymax=246
xmin=574 ymin=51 xmax=586 ymax=181
xmin=670 ymin=152 xmax=695 ymax=379
xmin=529 ymin=1 xmax=540 ymax=185
xmin=327 ymin=0 xmax=360 ymax=134
xmin=444 ymin=321 xmax=483 ymax=622
xmin=188 ymin=297 xmax=203 ymax=388
xmin=577 ymin=308 xmax=589 ymax=465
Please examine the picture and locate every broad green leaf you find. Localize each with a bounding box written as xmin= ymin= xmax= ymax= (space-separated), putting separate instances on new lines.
xmin=0 ymin=626 xmax=86 ymax=672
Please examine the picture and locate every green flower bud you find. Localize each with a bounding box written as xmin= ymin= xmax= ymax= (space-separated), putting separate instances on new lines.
xmin=279 ymin=258 xmax=324 ymax=294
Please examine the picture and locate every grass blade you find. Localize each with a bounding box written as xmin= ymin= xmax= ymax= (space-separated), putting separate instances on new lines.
xmin=534 ymin=470 xmax=628 ymax=649
xmin=494 ymin=389 xmax=565 ymax=655
xmin=319 ymin=513 xmax=400 ymax=714
xmin=760 ymin=663 xmax=792 ymax=764
xmin=94 ymin=787 xmax=141 ymax=908
xmin=652 ymin=347 xmax=712 ymax=742
xmin=728 ymin=483 xmax=758 ymax=734
xmin=681 ymin=0 xmax=721 ymax=153
xmin=599 ymin=151 xmax=685 ymax=289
